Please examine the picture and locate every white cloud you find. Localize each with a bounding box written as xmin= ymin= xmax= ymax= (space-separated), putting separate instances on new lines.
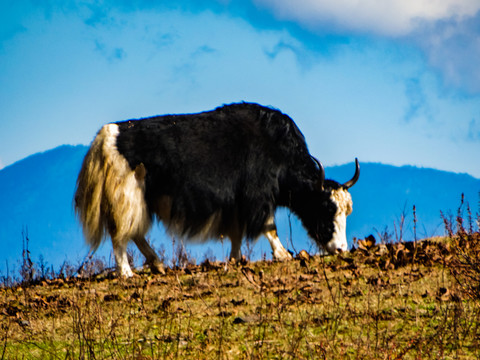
xmin=412 ymin=13 xmax=480 ymax=94
xmin=253 ymin=0 xmax=480 ymax=36
xmin=251 ymin=0 xmax=480 ymax=94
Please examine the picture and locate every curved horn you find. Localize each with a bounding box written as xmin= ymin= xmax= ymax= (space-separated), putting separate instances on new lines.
xmin=343 ymin=158 xmax=360 ymax=189
xmin=311 ymin=156 xmax=325 ymax=190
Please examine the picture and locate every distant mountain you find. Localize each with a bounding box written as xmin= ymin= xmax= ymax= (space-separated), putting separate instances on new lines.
xmin=0 ymin=145 xmax=89 ymax=277
xmin=1 ymin=145 xmax=479 ymax=276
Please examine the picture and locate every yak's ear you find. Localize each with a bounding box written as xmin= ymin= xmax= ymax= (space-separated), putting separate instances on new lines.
xmin=311 ymin=156 xmax=325 ymax=191
xmin=342 ymin=158 xmax=360 ymax=189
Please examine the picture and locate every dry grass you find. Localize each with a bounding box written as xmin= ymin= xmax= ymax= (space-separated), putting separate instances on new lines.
xmin=2 ymin=235 xmax=480 ymax=359
xmin=2 ymin=194 xmax=480 ymax=359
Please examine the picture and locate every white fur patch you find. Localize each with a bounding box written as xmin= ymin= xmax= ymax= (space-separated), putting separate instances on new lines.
xmin=263 ymin=215 xmax=292 ymax=260
xmin=325 ymin=189 xmax=353 ymax=253
xmin=265 ymin=230 xmax=292 ymax=260
xmin=75 ymin=123 xmax=151 ymax=276
xmin=99 ymin=124 xmax=151 ymax=242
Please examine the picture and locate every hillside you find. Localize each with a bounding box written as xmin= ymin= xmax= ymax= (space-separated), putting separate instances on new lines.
xmin=2 ymin=235 xmax=480 ymax=358
xmin=0 ymin=145 xmax=89 ymax=276
xmin=0 ymin=145 xmax=479 ymax=277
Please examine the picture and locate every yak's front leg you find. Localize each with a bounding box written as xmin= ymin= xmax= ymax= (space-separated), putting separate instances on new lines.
xmin=264 ymin=217 xmax=293 ymax=261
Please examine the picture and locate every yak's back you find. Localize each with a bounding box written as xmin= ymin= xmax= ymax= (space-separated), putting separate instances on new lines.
xmin=113 ymin=102 xmax=315 ymax=239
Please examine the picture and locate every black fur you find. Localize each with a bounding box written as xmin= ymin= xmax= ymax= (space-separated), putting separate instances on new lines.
xmin=115 ymin=102 xmax=337 ymax=246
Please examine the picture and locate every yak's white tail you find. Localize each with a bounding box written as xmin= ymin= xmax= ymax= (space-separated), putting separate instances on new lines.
xmin=74 ymin=124 xmax=151 ymax=252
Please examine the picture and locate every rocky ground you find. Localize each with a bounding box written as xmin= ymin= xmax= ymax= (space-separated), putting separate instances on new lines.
xmin=1 ymin=234 xmax=480 ymax=359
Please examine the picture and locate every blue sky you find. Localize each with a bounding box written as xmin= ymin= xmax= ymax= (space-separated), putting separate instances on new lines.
xmin=1 ymin=0 xmax=480 ymax=177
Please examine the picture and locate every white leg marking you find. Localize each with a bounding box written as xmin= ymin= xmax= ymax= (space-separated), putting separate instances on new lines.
xmin=263 ymin=216 xmax=292 ymax=260
xmin=112 ymin=238 xmax=134 ymax=278
xmin=265 ymin=229 xmax=293 ymax=261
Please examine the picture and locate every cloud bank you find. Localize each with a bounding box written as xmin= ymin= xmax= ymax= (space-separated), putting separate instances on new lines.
xmin=251 ymin=0 xmax=480 ymax=94
xmin=412 ymin=11 xmax=480 ymax=94
xmin=253 ymin=0 xmax=480 ymax=36
xmin=4 ymin=0 xmax=480 ymax=94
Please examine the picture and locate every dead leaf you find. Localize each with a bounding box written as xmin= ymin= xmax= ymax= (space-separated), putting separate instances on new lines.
xmin=296 ymin=250 xmax=311 ymax=262
xmin=437 ymin=287 xmax=451 ymax=302
xmin=375 ymin=244 xmax=388 ymax=256
xmin=104 ymin=293 xmax=121 ymax=302
xmin=358 ymin=235 xmax=376 ymax=252
xmin=233 ymin=314 xmax=260 ymax=324
xmin=241 ymin=267 xmax=260 ymax=288
xmin=230 ymin=299 xmax=245 ymax=306
xmin=299 ymin=285 xmax=314 ymax=294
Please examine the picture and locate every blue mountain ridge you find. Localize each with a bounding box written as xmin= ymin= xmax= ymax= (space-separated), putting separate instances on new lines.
xmin=0 ymin=145 xmax=479 ymax=276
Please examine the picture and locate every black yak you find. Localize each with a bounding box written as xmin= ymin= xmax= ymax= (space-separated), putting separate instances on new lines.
xmin=74 ymin=103 xmax=359 ymax=277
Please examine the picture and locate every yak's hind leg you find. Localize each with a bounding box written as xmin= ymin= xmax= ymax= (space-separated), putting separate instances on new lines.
xmin=112 ymin=237 xmax=135 ymax=278
xmin=229 ymin=233 xmax=242 ymax=261
xmin=222 ymin=211 xmax=244 ymax=262
xmin=133 ymin=236 xmax=165 ymax=274
xmin=264 ymin=216 xmax=292 ymax=261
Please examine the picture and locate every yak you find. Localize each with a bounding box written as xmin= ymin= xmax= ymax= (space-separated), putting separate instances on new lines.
xmin=74 ymin=103 xmax=359 ymax=277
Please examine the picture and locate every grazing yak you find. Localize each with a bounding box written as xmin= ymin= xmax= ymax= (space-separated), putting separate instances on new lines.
xmin=74 ymin=103 xmax=359 ymax=277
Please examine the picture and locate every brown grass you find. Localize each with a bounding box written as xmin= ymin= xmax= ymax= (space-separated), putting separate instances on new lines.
xmin=2 ymin=234 xmax=480 ymax=359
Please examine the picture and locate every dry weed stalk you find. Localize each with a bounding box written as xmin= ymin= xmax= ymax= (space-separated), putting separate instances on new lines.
xmin=445 ymin=193 xmax=480 ymax=302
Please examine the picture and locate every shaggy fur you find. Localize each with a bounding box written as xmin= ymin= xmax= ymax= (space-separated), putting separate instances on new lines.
xmin=74 ymin=123 xmax=151 ymax=250
xmin=74 ymin=103 xmax=359 ymax=277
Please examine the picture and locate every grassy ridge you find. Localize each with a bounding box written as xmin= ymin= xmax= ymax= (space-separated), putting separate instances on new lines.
xmin=2 ymin=235 xmax=480 ymax=359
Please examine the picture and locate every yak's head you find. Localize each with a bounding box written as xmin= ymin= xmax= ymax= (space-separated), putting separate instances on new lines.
xmin=300 ymin=158 xmax=360 ymax=254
